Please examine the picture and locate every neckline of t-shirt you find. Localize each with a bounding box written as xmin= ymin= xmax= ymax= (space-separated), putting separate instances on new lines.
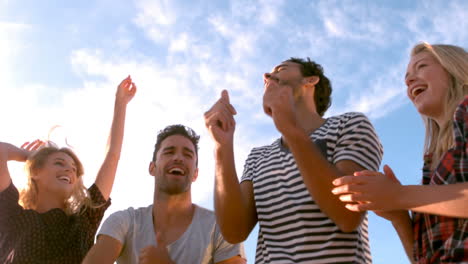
xmin=149 ymin=204 xmax=200 ymax=248
xmin=277 ymin=117 xmax=330 ymax=153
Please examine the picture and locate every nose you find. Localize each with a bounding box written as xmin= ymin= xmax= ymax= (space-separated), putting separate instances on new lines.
xmin=172 ymin=151 xmax=184 ymax=162
xmin=405 ymin=72 xmax=416 ymax=87
xmin=263 ymin=73 xmax=271 ymax=83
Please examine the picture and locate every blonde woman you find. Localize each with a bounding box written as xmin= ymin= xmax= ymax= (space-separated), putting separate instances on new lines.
xmin=332 ymin=43 xmax=468 ymax=263
xmin=0 ymin=76 xmax=136 ymax=263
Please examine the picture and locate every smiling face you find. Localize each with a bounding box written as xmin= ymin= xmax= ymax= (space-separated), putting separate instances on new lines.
xmin=405 ymin=51 xmax=451 ymax=123
xmin=150 ymin=134 xmax=198 ymax=195
xmin=32 ymin=151 xmax=79 ymax=200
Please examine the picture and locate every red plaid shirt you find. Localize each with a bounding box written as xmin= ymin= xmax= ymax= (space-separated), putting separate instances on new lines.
xmin=412 ymin=96 xmax=468 ymax=263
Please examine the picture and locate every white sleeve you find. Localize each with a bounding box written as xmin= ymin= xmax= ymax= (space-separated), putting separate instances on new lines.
xmin=97 ymin=209 xmax=132 ymax=245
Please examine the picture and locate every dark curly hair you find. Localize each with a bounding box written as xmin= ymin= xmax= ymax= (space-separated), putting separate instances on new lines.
xmin=285 ymin=57 xmax=332 ymax=116
xmin=152 ymin=124 xmax=200 ymax=165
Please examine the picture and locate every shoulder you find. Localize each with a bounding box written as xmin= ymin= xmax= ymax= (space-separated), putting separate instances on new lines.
xmin=453 ymin=95 xmax=468 ymax=144
xmin=454 ymin=95 xmax=468 ymax=121
xmin=328 ymin=112 xmax=371 ymax=126
xmin=106 ymin=205 xmax=152 ymax=223
xmin=0 ymin=181 xmax=19 ymax=201
xmin=247 ymin=140 xmax=280 ymax=160
xmin=325 ymin=112 xmax=377 ymax=138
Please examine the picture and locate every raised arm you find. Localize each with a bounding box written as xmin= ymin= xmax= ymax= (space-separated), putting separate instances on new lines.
xmin=0 ymin=140 xmax=44 ymax=191
xmin=204 ymin=90 xmax=258 ymax=244
xmin=94 ymin=76 xmax=136 ymax=200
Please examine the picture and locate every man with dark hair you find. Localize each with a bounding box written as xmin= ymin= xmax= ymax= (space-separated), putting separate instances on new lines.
xmin=204 ymin=58 xmax=383 ymax=263
xmin=84 ymin=125 xmax=245 ymax=264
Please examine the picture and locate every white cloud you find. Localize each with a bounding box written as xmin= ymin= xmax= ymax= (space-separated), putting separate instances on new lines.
xmin=317 ymin=0 xmax=393 ymax=45
xmin=169 ymin=32 xmax=189 ymax=52
xmin=133 ymin=0 xmax=177 ymax=43
xmin=404 ymin=0 xmax=468 ymax=46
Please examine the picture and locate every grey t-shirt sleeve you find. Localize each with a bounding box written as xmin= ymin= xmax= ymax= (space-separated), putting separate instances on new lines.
xmin=98 ymin=209 xmax=132 ymax=245
xmin=213 ymin=224 xmax=246 ymax=263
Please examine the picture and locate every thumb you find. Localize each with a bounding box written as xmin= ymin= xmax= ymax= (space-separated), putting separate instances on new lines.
xmin=383 ymin=165 xmax=400 ymax=184
xmin=221 ymin=90 xmax=230 ymax=103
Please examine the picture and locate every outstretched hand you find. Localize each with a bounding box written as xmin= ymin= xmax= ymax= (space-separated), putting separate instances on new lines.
xmin=116 ymin=75 xmax=137 ymax=104
xmin=139 ymin=232 xmax=175 ymax=264
xmin=204 ymin=90 xmax=237 ymax=146
xmin=331 ymin=165 xmax=405 ymax=212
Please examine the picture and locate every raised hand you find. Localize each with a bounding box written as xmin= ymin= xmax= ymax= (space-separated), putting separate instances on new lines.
xmin=116 ymin=75 xmax=137 ymax=105
xmin=139 ymin=232 xmax=175 ymax=264
xmin=262 ymin=77 xmax=299 ymax=137
xmin=331 ymin=165 xmax=405 ymax=212
xmin=20 ymin=139 xmax=46 ymax=159
xmin=204 ymin=90 xmax=237 ymax=147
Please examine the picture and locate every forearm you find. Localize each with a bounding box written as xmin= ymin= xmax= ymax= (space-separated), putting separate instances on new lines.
xmin=94 ymin=100 xmax=128 ymax=200
xmin=398 ymin=183 xmax=468 ymax=218
xmin=0 ymin=142 xmax=28 ymax=162
xmin=389 ymin=211 xmax=415 ymax=263
xmin=284 ymin=131 xmax=364 ymax=232
xmin=214 ymin=144 xmax=255 ymax=243
xmin=0 ymin=142 xmax=28 ymax=191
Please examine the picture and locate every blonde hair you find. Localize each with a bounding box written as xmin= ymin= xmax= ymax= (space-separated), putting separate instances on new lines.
xmin=19 ymin=146 xmax=94 ymax=215
xmin=410 ymin=43 xmax=468 ymax=169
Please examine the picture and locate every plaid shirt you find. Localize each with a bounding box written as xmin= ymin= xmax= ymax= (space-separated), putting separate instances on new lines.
xmin=412 ymin=96 xmax=468 ymax=263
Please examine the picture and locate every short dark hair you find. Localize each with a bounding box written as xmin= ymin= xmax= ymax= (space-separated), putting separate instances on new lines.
xmin=285 ymin=57 xmax=332 ymax=116
xmin=152 ymin=125 xmax=200 ymax=165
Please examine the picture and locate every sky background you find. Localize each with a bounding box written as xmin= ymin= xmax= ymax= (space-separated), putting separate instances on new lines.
xmin=1 ymin=0 xmax=467 ymax=263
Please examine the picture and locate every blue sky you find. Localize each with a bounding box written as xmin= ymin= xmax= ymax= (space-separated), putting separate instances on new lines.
xmin=1 ymin=0 xmax=467 ymax=263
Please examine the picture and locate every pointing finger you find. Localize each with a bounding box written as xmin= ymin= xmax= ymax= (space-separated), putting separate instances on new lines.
xmin=221 ymin=90 xmax=230 ymax=103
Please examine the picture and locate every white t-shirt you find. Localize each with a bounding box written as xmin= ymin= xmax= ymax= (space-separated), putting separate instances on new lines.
xmin=241 ymin=112 xmax=383 ymax=263
xmin=98 ymin=204 xmax=245 ymax=264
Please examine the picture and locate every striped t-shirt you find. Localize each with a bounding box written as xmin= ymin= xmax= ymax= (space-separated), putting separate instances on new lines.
xmin=241 ymin=112 xmax=383 ymax=263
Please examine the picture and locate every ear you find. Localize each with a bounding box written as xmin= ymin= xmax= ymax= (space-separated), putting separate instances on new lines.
xmin=304 ymin=76 xmax=319 ymax=87
xmin=148 ymin=161 xmax=156 ymax=176
xmin=30 ymin=167 xmax=40 ymax=180
xmin=299 ymin=76 xmax=319 ymax=96
xmin=191 ymin=168 xmax=199 ymax=183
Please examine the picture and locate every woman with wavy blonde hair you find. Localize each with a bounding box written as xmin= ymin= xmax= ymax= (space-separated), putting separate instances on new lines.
xmin=0 ymin=76 xmax=137 ymax=264
xmin=332 ymin=43 xmax=468 ymax=263
xmin=20 ymin=145 xmax=91 ymax=215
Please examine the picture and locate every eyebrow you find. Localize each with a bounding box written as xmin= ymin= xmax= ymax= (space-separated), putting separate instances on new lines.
xmin=162 ymin=146 xmax=195 ymax=155
xmin=54 ymin=158 xmax=76 ymax=168
xmin=273 ymin=63 xmax=289 ymax=72
xmin=183 ymin=147 xmax=195 ymax=155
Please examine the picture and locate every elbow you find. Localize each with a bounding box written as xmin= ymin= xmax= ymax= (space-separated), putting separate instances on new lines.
xmin=337 ymin=223 xmax=359 ymax=233
xmin=335 ymin=218 xmax=361 ymax=233
xmin=219 ymin=225 xmax=249 ymax=244
xmin=223 ymin=233 xmax=248 ymax=244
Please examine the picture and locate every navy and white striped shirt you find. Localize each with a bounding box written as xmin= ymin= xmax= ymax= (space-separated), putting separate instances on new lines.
xmin=241 ymin=112 xmax=383 ymax=263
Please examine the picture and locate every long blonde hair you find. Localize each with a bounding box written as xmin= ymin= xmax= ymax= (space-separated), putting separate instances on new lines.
xmin=20 ymin=146 xmax=93 ymax=215
xmin=410 ymin=43 xmax=468 ymax=169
